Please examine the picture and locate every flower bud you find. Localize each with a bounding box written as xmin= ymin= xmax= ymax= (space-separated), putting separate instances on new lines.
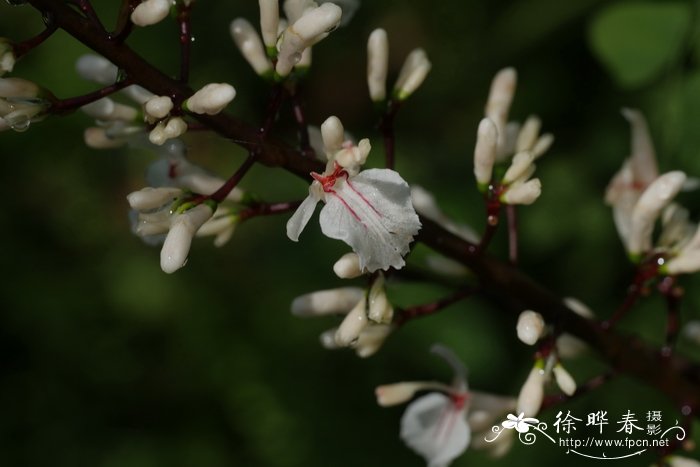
xmin=185 ymin=83 xmax=236 ymax=115
xmin=393 ymin=48 xmax=431 ymax=101
xmin=552 ymin=363 xmax=576 ymax=396
xmin=532 ymin=133 xmax=554 ymax=159
xmin=0 ymin=39 xmax=15 ymax=76
xmin=516 ymin=362 xmax=545 ymax=417
xmin=367 ymin=28 xmax=388 ymax=102
xmin=621 ymin=108 xmax=658 ymax=186
xmin=319 ymin=327 xmax=340 ymax=349
xmin=291 ymin=287 xmax=364 ymax=317
xmin=123 ymin=84 xmax=154 ymax=105
xmin=563 ymin=296 xmax=595 ymax=319
xmin=275 ymin=3 xmax=342 ymax=77
xmin=516 ymin=310 xmax=545 ymax=346
xmin=131 ymin=0 xmax=171 ymax=27
xmin=375 ymin=382 xmax=426 ymax=407
xmin=160 ymin=203 xmax=214 ymax=274
xmin=502 ymin=152 xmax=535 ymax=185
xmin=666 ymin=456 xmax=700 ymax=467
xmin=81 ymin=98 xmax=138 ymax=122
xmin=485 ymin=67 xmax=517 ymax=144
xmin=127 ymin=187 xmax=181 ymax=211
xmin=76 ymin=54 xmax=118 ymax=85
xmin=0 ymin=77 xmax=39 ymax=98
xmin=321 ymin=115 xmax=345 ymax=158
xmin=474 ymin=118 xmax=498 ymax=189
xmin=84 ymin=127 xmax=127 ymax=149
xmin=258 ymin=0 xmax=280 ymax=52
xmin=144 ymin=95 xmax=174 ymax=121
xmin=230 ymin=18 xmax=272 ymax=76
xmin=334 ymin=139 xmax=370 ymax=172
xmin=628 ymin=171 xmax=686 ymax=256
xmin=515 ymin=115 xmax=541 ymax=153
xmin=335 ymin=298 xmax=368 ymax=346
xmin=501 ymin=178 xmax=541 ymax=205
xmin=684 ymin=320 xmax=700 ymax=345
xmin=367 ymin=274 xmax=393 ymax=324
xmin=355 ymin=324 xmax=392 ymax=358
xmin=333 ymin=252 xmax=363 ymax=278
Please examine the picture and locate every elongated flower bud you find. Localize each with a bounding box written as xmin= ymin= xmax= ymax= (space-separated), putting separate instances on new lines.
xmin=0 ymin=39 xmax=15 ymax=76
xmin=321 ymin=115 xmax=345 ymax=158
xmin=552 ymin=364 xmax=576 ymax=396
xmin=355 ymin=324 xmax=392 ymax=358
xmin=367 ymin=28 xmax=389 ymax=102
xmin=258 ymin=0 xmax=280 ymax=53
xmin=485 ymin=67 xmax=517 ymax=145
xmin=230 ymin=18 xmax=272 ymax=76
xmin=501 ymin=178 xmax=541 ymax=205
xmin=291 ymin=287 xmax=364 ymax=317
xmin=335 ymin=298 xmax=368 ymax=346
xmin=627 ymin=171 xmax=686 ymax=257
xmin=185 ymin=83 xmax=236 ymax=115
xmin=160 ymin=203 xmax=214 ymax=274
xmin=76 ymin=55 xmax=118 ymax=85
xmin=367 ymin=274 xmax=392 ymax=324
xmin=621 ymin=108 xmax=658 ymax=186
xmin=503 ymin=152 xmax=535 ymax=185
xmin=0 ymin=77 xmax=39 ymax=98
xmin=127 ymin=187 xmax=181 ymax=211
xmin=516 ymin=362 xmax=545 ymax=416
xmin=393 ymin=48 xmax=431 ymax=101
xmin=516 ymin=116 xmax=541 ymax=153
xmin=333 ymin=252 xmax=363 ymax=278
xmin=474 ymin=118 xmax=498 ymax=190
xmin=131 ymin=0 xmax=171 ymax=27
xmin=375 ymin=382 xmax=429 ymax=407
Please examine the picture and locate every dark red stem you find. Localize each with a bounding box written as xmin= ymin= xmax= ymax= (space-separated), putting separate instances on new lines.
xmin=48 ymin=79 xmax=133 ymax=114
xmin=177 ymin=3 xmax=193 ymax=83
xmin=291 ymin=85 xmax=315 ymax=158
xmin=506 ymin=203 xmax=518 ymax=264
xmin=379 ymin=99 xmax=400 ymax=170
xmin=12 ymin=23 xmax=58 ymax=58
xmin=659 ymin=276 xmax=683 ymax=357
xmin=396 ymin=288 xmax=473 ymax=326
xmin=238 ymin=200 xmax=302 ymax=222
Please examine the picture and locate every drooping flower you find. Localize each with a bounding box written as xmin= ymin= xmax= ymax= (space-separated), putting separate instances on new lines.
xmin=286 ymin=115 xmax=420 ymax=272
xmin=375 ymin=345 xmax=470 ymax=467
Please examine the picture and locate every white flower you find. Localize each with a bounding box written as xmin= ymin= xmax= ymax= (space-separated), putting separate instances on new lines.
xmin=131 ymin=0 xmax=171 ymax=27
xmin=516 ymin=310 xmax=545 ymax=346
xmin=286 ymin=117 xmax=420 ymax=272
xmin=367 ymin=28 xmax=389 ymax=102
xmin=185 ymin=83 xmax=236 ymax=115
xmin=276 ymin=3 xmax=342 ymax=77
xmin=377 ymin=345 xmax=470 ymax=467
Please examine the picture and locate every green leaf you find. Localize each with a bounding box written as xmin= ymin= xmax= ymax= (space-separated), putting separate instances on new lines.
xmin=588 ymin=2 xmax=691 ymax=89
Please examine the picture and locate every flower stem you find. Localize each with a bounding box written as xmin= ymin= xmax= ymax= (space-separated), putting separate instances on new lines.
xmin=506 ymin=204 xmax=518 ymax=264
xmin=48 ymin=79 xmax=133 ymax=114
xmin=110 ymin=0 xmax=139 ymax=43
xmin=379 ymin=99 xmax=400 ymax=170
xmin=238 ymin=200 xmax=302 ymax=222
xmin=291 ymin=84 xmax=314 ymax=158
xmin=13 ymin=23 xmax=58 ymax=58
xmin=659 ymin=276 xmax=683 ymax=357
xmin=396 ymin=287 xmax=473 ymax=326
xmin=177 ymin=2 xmax=193 ymax=83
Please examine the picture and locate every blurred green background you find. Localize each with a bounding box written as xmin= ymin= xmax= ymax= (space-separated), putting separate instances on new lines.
xmin=2 ymin=0 xmax=700 ymax=466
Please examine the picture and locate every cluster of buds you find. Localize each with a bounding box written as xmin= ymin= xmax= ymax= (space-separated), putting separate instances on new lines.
xmin=0 ymin=77 xmax=48 ymax=132
xmin=606 ymin=109 xmax=700 ymax=274
xmin=376 ymin=345 xmax=517 ymax=466
xmin=231 ymin=0 xmax=343 ymax=79
xmin=366 ymin=28 xmax=432 ymax=103
xmin=291 ymin=270 xmax=395 ymax=358
xmin=473 ymin=68 xmax=553 ymax=205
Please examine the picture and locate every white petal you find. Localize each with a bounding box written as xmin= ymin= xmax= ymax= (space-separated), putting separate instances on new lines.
xmin=400 ymin=393 xmax=470 ymax=467
xmin=319 ymin=169 xmax=421 ymax=272
xmin=286 ymin=192 xmax=321 ymax=241
xmin=621 ymin=108 xmax=658 ymax=186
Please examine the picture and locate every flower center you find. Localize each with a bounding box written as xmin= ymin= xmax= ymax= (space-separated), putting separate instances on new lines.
xmin=311 ymin=162 xmax=349 ymax=193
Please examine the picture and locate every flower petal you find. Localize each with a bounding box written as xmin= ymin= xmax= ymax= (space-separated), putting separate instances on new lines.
xmin=318 ymin=168 xmax=421 ymax=272
xmin=286 ymin=192 xmax=321 ymax=242
xmin=400 ymin=393 xmax=470 ymax=467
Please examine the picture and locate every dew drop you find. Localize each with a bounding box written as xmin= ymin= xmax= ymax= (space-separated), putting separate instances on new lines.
xmin=190 ymin=36 xmax=196 ymax=43
xmin=9 ymin=116 xmax=30 ymax=132
xmin=487 ymin=214 xmax=498 ymax=226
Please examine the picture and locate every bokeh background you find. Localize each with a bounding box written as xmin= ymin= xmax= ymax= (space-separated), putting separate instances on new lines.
xmin=2 ymin=0 xmax=700 ymax=466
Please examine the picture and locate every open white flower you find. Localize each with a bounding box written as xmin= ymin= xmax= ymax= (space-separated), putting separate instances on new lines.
xmin=376 ymin=345 xmax=470 ymax=467
xmin=286 ymin=116 xmax=420 ymax=272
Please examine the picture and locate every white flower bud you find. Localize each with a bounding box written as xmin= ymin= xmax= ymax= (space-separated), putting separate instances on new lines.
xmin=230 ymin=18 xmax=272 ymax=76
xmin=666 ymin=456 xmax=700 ymax=467
xmin=515 ymin=115 xmax=541 ymax=153
xmin=258 ymin=0 xmax=280 ymax=51
xmin=284 ymin=0 xmax=319 ymax=24
xmin=319 ymin=327 xmax=340 ymax=349
xmin=123 ymin=85 xmax=154 ymax=105
xmin=684 ymin=320 xmax=700 ymax=345
xmin=665 ymin=249 xmax=700 ymax=275
xmin=76 ymin=54 xmax=118 ymax=85
xmin=621 ymin=108 xmax=658 ymax=186
xmin=276 ymin=3 xmax=342 ymax=77
xmin=556 ymin=334 xmax=588 ymax=359
xmin=501 ymin=178 xmax=541 ymax=205
xmin=333 ymin=252 xmax=363 ymax=278
xmin=127 ymin=187 xmax=181 ymax=211
xmin=355 ymin=324 xmax=392 ymax=358
xmin=532 ymin=133 xmax=554 ymax=159
xmin=335 ymin=298 xmax=368 ymax=346
xmin=0 ymin=77 xmax=39 ymax=98
xmin=393 ymin=48 xmax=431 ymax=101
xmin=144 ymin=96 xmax=173 ymax=121
xmin=84 ymin=127 xmax=126 ymax=149
xmin=164 ymin=116 xmax=187 ymax=138
xmin=474 ymin=118 xmax=498 ymax=189
xmin=516 ymin=310 xmax=545 ymax=345
xmin=563 ymin=296 xmax=595 ymax=319
xmin=149 ymin=121 xmax=168 ymax=146
xmin=628 ymin=171 xmax=686 ymax=256
xmin=82 ymin=98 xmax=138 ymax=122
xmin=131 ymin=0 xmax=171 ymax=27
xmin=502 ymin=152 xmax=535 ymax=185
xmin=334 ymin=138 xmax=370 ymax=172
xmin=0 ymin=39 xmax=15 ymax=76
xmin=291 ymin=287 xmax=364 ymax=317
xmin=367 ymin=28 xmax=388 ymax=102
xmin=321 ymin=115 xmax=344 ymax=158
xmin=375 ymin=382 xmax=427 ymax=407
xmin=516 ymin=363 xmax=545 ymax=417
xmin=185 ymin=83 xmax=236 ymax=115
xmin=367 ymin=274 xmax=393 ymax=324
xmin=160 ymin=203 xmax=214 ymax=274
xmin=196 ymin=211 xmax=237 ymax=247
xmin=552 ymin=363 xmax=576 ymax=396
xmin=485 ymin=67 xmax=517 ymax=147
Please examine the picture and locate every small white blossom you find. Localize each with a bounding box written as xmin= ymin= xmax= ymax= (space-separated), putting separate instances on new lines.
xmin=377 ymin=345 xmax=470 ymax=467
xmin=500 ymin=178 xmax=542 ymax=205
xmin=335 ymin=297 xmax=369 ymax=346
xmin=485 ymin=67 xmax=517 ymax=155
xmin=393 ymin=48 xmax=431 ymax=101
xmin=230 ymin=18 xmax=273 ymax=76
xmin=474 ymin=118 xmax=498 ymax=190
xmin=185 ymin=83 xmax=236 ymax=115
xmin=516 ymin=310 xmax=545 ymax=346
xmin=287 ymin=117 xmax=420 ymax=272
xmin=127 ymin=187 xmax=182 ymax=211
xmin=320 ymin=115 xmax=345 ymax=159
xmin=367 ymin=28 xmax=389 ymax=102
xmin=131 ymin=0 xmax=171 ymax=27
